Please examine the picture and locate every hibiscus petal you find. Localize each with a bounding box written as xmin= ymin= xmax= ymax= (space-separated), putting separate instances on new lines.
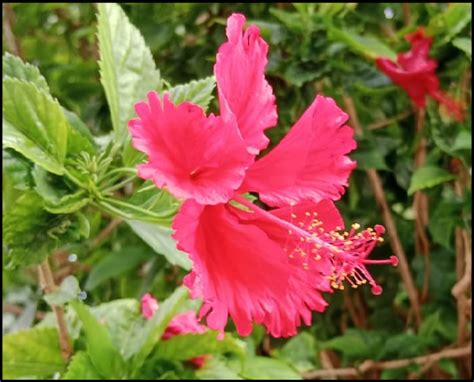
xmin=214 ymin=13 xmax=277 ymax=153
xmin=128 ymin=92 xmax=253 ymax=205
xmin=172 ymin=200 xmax=328 ymax=337
xmin=242 ymin=95 xmax=357 ymax=207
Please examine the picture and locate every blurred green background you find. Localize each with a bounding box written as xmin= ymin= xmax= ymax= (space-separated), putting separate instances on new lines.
xmin=3 ymin=3 xmax=471 ymax=380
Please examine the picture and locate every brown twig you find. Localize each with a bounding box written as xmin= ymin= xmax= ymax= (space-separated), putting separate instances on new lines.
xmin=89 ymin=218 xmax=123 ymax=249
xmin=303 ymin=343 xmax=472 ymax=379
xmin=368 ymin=111 xmax=412 ymax=130
xmin=38 ymin=259 xmax=73 ymax=361
xmin=413 ymin=108 xmax=431 ymax=303
xmin=402 ymin=3 xmax=412 ymax=26
xmin=343 ymin=95 xmax=422 ymax=328
xmin=2 ymin=3 xmax=23 ymax=58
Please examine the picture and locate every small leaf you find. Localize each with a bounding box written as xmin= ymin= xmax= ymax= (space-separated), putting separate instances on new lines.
xmin=277 ymin=332 xmax=316 ymax=372
xmin=70 ymin=300 xmax=125 ymax=379
xmin=3 ymin=79 xmax=69 ymax=175
xmin=407 ymin=165 xmax=457 ymax=195
xmin=167 ymin=76 xmax=216 ymax=110
xmin=44 ymin=276 xmax=81 ymax=306
xmin=2 ymin=327 xmax=65 ymax=379
xmin=62 ymin=351 xmax=101 ymax=380
xmin=2 ymin=52 xmax=49 ymax=92
xmin=97 ymin=3 xmax=162 ymax=146
xmin=428 ymin=3 xmax=472 ymax=44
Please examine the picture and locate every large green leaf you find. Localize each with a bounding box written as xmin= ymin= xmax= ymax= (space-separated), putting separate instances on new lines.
xmin=2 ymin=52 xmax=49 ymax=92
xmin=152 ymin=331 xmax=246 ymax=362
xmin=428 ymin=3 xmax=472 ymax=44
xmin=196 ymin=357 xmax=243 ymax=380
xmin=97 ymin=3 xmax=162 ymax=146
xmin=167 ymin=76 xmax=216 ymax=110
xmin=130 ymin=286 xmax=188 ymax=373
xmin=3 ymin=191 xmax=89 ymax=268
xmin=44 ymin=276 xmax=81 ymax=306
xmin=127 ymin=220 xmax=191 ymax=270
xmin=3 ymin=79 xmax=68 ymax=175
xmin=407 ymin=165 xmax=457 ymax=195
xmin=321 ymin=329 xmax=385 ymax=360
xmin=70 ymin=300 xmax=125 ymax=379
xmin=3 ymin=327 xmax=66 ymax=379
xmin=62 ymin=351 xmax=101 ymax=380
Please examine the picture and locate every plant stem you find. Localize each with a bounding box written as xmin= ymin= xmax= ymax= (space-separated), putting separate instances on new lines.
xmin=38 ymin=258 xmax=72 ymax=361
xmin=342 ymin=94 xmax=422 ymax=328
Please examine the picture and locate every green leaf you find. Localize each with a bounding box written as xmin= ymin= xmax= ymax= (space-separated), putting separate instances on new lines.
xmin=235 ymin=356 xmax=301 ymax=380
xmin=3 ymin=79 xmax=69 ymax=175
xmin=130 ymin=286 xmax=188 ymax=373
xmin=379 ymin=332 xmax=428 ymax=359
xmin=70 ymin=300 xmax=125 ymax=379
xmin=153 ymin=331 xmax=246 ymax=362
xmin=97 ymin=3 xmax=162 ymax=146
xmin=44 ymin=276 xmax=81 ymax=306
xmin=196 ymin=357 xmax=243 ymax=380
xmin=2 ymin=52 xmax=49 ymax=92
xmin=322 ymin=329 xmax=385 ymax=360
xmin=85 ymin=246 xmax=152 ymax=290
xmin=428 ymin=197 xmax=463 ymax=248
xmin=277 ymin=332 xmax=316 ymax=372
xmin=428 ymin=3 xmax=472 ymax=44
xmin=62 ymin=351 xmax=101 ymax=380
xmin=128 ymin=220 xmax=191 ymax=270
xmin=452 ymin=37 xmax=472 ymax=59
xmin=328 ymin=26 xmax=397 ymax=61
xmin=167 ymin=76 xmax=216 ymax=110
xmin=407 ymin=165 xmax=457 ymax=195
xmin=3 ymin=149 xmax=34 ymax=191
xmin=2 ymin=327 xmax=65 ymax=379
xmin=352 ymin=139 xmax=389 ymax=171
xmin=44 ymin=190 xmax=91 ymax=214
xmin=63 ymin=108 xmax=97 ymax=157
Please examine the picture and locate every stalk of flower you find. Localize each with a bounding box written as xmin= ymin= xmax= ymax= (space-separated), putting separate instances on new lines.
xmin=375 ymin=27 xmax=464 ymax=121
xmin=129 ymin=13 xmax=398 ymax=338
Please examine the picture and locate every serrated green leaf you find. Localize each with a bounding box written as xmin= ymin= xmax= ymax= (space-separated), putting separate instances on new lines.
xmin=70 ymin=300 xmax=125 ymax=379
xmin=97 ymin=3 xmax=162 ymax=146
xmin=128 ymin=220 xmax=191 ymax=270
xmin=2 ymin=327 xmax=65 ymax=379
xmin=130 ymin=286 xmax=188 ymax=373
xmin=167 ymin=76 xmax=216 ymax=110
xmin=3 ymin=79 xmax=68 ymax=175
xmin=63 ymin=108 xmax=97 ymax=157
xmin=407 ymin=165 xmax=457 ymax=195
xmin=44 ymin=276 xmax=81 ymax=306
xmin=328 ymin=26 xmax=397 ymax=61
xmin=153 ymin=331 xmax=246 ymax=362
xmin=62 ymin=351 xmax=101 ymax=380
xmin=3 ymin=52 xmax=50 ymax=92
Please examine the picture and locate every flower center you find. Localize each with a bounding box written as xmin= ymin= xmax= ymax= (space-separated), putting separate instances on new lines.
xmin=232 ymin=195 xmax=398 ymax=295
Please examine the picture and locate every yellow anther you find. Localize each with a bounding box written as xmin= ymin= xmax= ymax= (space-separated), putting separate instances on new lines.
xmin=291 ymin=213 xmax=297 ymax=218
xmin=351 ymin=223 xmax=360 ymax=230
xmin=305 ymin=212 xmax=311 ymax=216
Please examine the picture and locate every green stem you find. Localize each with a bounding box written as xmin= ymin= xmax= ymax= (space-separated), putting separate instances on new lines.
xmin=63 ymin=168 xmax=88 ymax=189
xmin=103 ymin=175 xmax=137 ymax=193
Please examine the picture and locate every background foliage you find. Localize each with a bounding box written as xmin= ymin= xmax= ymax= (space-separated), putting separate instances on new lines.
xmin=2 ymin=3 xmax=471 ymax=380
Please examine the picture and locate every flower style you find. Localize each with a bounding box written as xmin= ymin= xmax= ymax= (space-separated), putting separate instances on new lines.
xmin=130 ymin=14 xmax=397 ymax=338
xmin=375 ymin=27 xmax=464 ymax=121
xmin=140 ymin=293 xmax=208 ymax=367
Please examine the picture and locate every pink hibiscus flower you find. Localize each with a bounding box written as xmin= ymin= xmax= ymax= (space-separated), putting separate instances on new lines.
xmin=130 ymin=14 xmax=397 ymax=338
xmin=140 ymin=293 xmax=208 ymax=368
xmin=375 ymin=27 xmax=464 ymax=121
